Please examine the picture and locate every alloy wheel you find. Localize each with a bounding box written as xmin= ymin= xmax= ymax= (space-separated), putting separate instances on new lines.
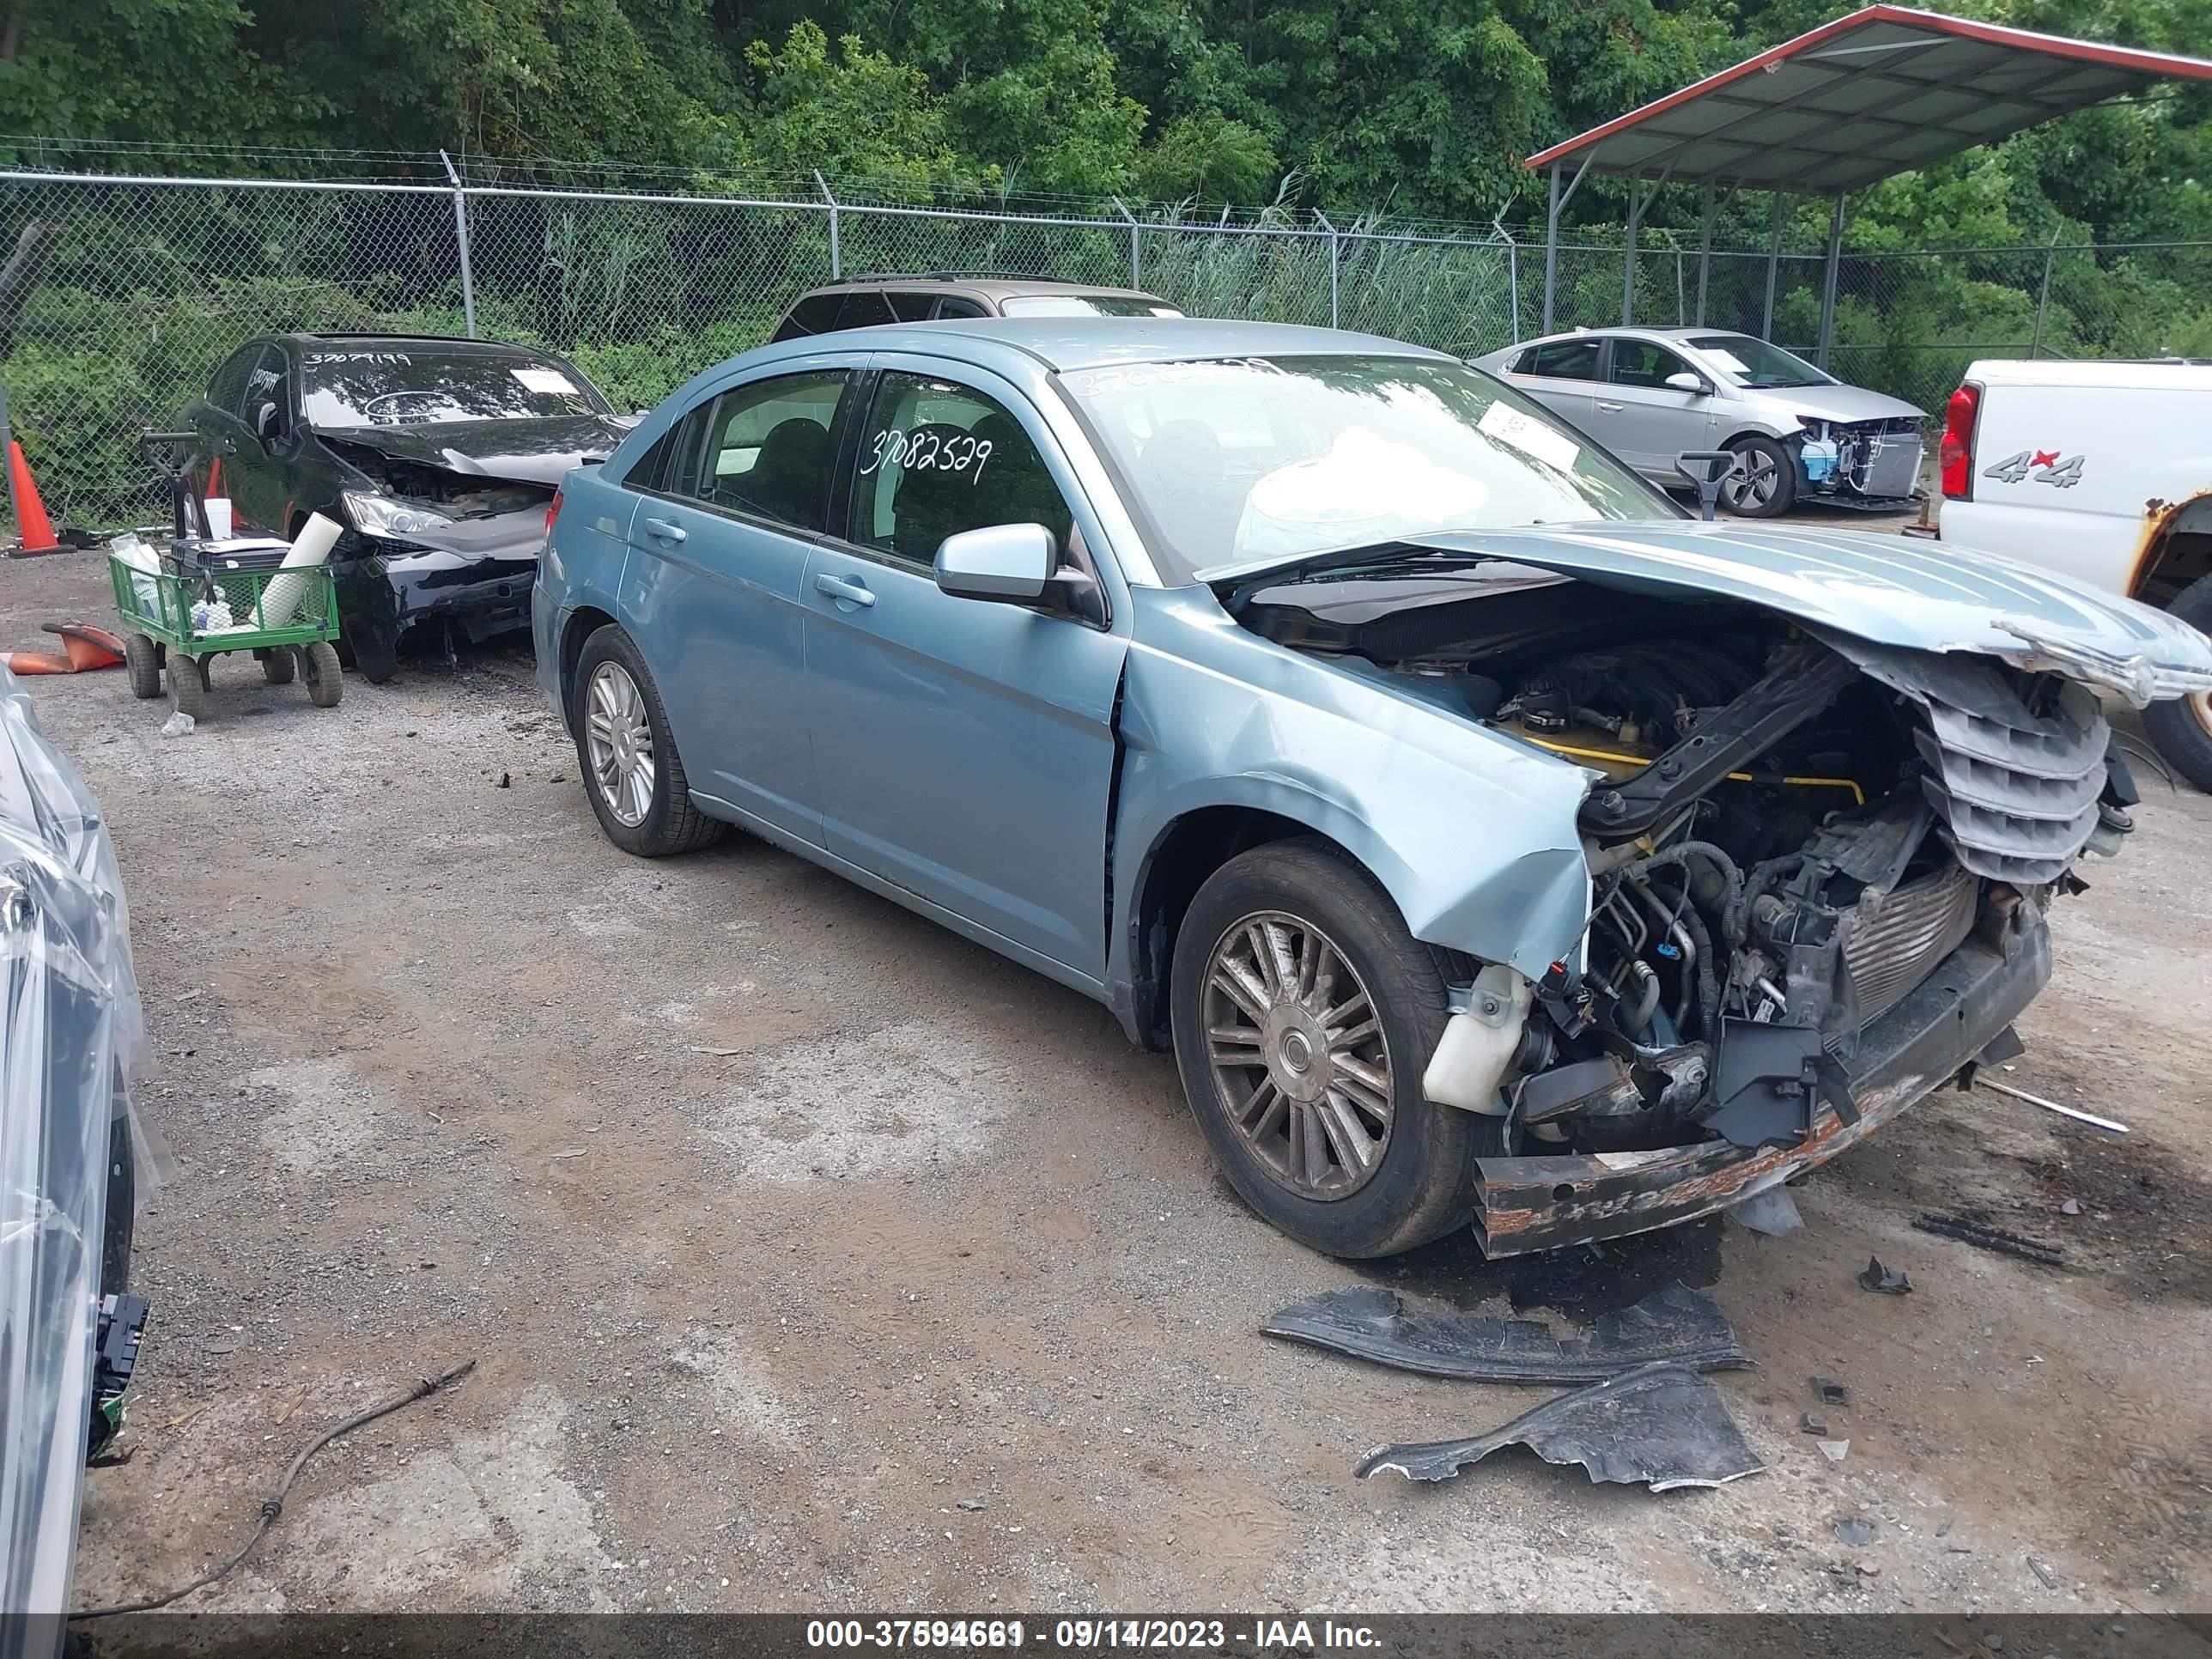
xmin=585 ymin=660 xmax=655 ymax=827
xmin=1200 ymin=910 xmax=1395 ymax=1199
xmin=1723 ymin=449 xmax=1779 ymax=511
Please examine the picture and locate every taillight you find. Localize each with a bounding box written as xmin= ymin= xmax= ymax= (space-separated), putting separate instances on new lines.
xmin=1938 ymin=383 xmax=1980 ymax=500
xmin=543 ymin=487 xmax=563 ymax=540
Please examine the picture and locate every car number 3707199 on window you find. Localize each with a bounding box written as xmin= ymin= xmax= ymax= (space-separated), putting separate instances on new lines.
xmin=860 ymin=427 xmax=995 ymax=479
xmin=1984 ymin=448 xmax=2085 ymax=488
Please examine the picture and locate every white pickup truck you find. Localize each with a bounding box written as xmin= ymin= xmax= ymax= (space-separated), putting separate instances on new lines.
xmin=1934 ymin=358 xmax=2212 ymax=788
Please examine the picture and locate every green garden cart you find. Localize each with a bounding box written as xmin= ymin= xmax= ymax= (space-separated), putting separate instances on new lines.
xmin=110 ymin=543 xmax=344 ymax=718
xmin=112 ymin=431 xmax=344 ymax=720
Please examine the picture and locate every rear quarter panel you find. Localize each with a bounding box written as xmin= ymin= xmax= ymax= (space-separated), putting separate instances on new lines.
xmin=534 ymin=462 xmax=634 ymax=728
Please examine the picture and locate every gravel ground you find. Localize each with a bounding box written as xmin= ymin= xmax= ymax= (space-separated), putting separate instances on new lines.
xmin=9 ymin=537 xmax=2208 ymax=1617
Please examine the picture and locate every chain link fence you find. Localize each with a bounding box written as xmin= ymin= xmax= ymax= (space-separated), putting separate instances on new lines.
xmin=1 ymin=158 xmax=2206 ymax=534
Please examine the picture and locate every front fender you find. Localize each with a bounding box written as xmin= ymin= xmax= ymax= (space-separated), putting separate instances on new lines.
xmin=1110 ymin=588 xmax=1594 ymax=988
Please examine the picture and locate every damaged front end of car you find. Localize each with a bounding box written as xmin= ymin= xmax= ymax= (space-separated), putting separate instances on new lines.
xmin=1793 ymin=415 xmax=1924 ymax=507
xmin=1454 ymin=627 xmax=2124 ymax=1254
xmin=1225 ymin=532 xmax=2210 ymax=1256
xmin=320 ymin=435 xmax=573 ymax=678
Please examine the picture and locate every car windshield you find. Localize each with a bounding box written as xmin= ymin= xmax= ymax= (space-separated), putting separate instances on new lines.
xmin=1000 ymin=294 xmax=1184 ymax=318
xmin=1060 ymin=354 xmax=1672 ymax=582
xmin=1685 ymin=335 xmax=1833 ymax=390
xmin=301 ymin=348 xmax=612 ymax=427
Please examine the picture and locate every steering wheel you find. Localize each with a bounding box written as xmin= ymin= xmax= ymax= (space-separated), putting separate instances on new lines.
xmin=357 ymin=389 xmax=451 ymax=422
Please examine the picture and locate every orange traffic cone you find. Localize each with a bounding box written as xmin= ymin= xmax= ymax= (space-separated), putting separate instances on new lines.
xmin=6 ymin=440 xmax=63 ymax=557
xmin=46 ymin=622 xmax=125 ymax=670
xmin=2 ymin=622 xmax=126 ymax=675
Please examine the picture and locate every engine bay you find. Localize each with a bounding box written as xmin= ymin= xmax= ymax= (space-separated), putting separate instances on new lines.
xmin=324 ymin=438 xmax=552 ymax=520
xmin=1238 ymin=568 xmax=2132 ymax=1157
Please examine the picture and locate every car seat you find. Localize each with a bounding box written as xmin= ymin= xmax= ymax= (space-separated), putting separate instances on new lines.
xmin=1139 ymin=420 xmax=1242 ymax=558
xmin=969 ymin=412 xmax=1070 ymax=553
xmin=886 ymin=423 xmax=984 ymax=564
xmin=721 ymin=417 xmax=830 ymax=524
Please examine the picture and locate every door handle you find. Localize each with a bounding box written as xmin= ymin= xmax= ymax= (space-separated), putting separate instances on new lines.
xmin=1595 ymin=400 xmax=1625 ymax=412
xmin=814 ymin=571 xmax=876 ymax=609
xmin=641 ymin=516 xmax=687 ymax=544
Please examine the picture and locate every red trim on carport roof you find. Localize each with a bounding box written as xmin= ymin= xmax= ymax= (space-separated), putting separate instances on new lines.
xmin=1523 ymin=4 xmax=2212 ymax=171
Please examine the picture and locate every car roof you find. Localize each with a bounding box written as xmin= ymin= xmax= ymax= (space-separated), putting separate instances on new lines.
xmin=797 ymin=275 xmax=1170 ymax=303
xmin=276 ymin=331 xmax=556 ymax=353
xmin=757 ymin=316 xmax=1454 ymax=373
xmin=1514 ymin=325 xmax=1748 ymax=344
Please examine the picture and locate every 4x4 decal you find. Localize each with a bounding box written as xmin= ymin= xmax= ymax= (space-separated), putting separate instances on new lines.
xmin=1984 ymin=448 xmax=2085 ymax=488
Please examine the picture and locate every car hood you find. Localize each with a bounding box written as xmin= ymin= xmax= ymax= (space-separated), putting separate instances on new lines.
xmin=316 ymin=412 xmax=629 ymax=486
xmin=1212 ymin=520 xmax=2212 ymax=705
xmin=1746 ymin=383 xmax=1925 ymax=425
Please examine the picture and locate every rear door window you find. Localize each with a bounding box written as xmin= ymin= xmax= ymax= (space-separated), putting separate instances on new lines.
xmin=887 ymin=292 xmax=937 ymax=322
xmin=1520 ymin=339 xmax=1602 ymax=380
xmin=834 ymin=292 xmax=897 ymax=331
xmin=205 ymin=343 xmax=267 ymax=417
xmin=933 ymin=296 xmax=990 ymax=319
xmin=772 ymin=295 xmax=846 ymax=342
xmin=687 ymin=371 xmax=849 ymax=532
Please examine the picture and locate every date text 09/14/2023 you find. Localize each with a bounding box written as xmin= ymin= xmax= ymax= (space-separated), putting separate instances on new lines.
xmin=805 ymin=1620 xmax=1383 ymax=1651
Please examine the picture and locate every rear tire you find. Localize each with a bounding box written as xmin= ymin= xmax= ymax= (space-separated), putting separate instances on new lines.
xmin=168 ymin=653 xmax=205 ymax=719
xmin=1169 ymin=837 xmax=1502 ymax=1259
xmin=2143 ymin=574 xmax=2212 ymax=792
xmin=125 ymin=634 xmax=161 ymax=699
xmin=1720 ymin=434 xmax=1797 ymax=518
xmin=570 ymin=624 xmax=726 ymax=858
xmin=303 ymin=641 xmax=343 ymax=707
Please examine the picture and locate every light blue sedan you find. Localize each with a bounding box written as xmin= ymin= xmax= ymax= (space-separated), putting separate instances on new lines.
xmin=535 ymin=319 xmax=2212 ymax=1259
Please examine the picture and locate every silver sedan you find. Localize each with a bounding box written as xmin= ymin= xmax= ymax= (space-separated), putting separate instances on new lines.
xmin=1472 ymin=327 xmax=1925 ymax=518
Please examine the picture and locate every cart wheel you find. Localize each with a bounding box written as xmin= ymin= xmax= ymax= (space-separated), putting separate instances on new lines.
xmin=169 ymin=653 xmax=206 ymax=719
xmin=125 ymin=633 xmax=163 ymax=700
xmin=303 ymin=640 xmax=343 ymax=708
xmin=260 ymin=647 xmax=296 ymax=686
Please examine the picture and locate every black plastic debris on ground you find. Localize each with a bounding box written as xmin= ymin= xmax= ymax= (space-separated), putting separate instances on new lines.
xmin=1261 ymin=1280 xmax=1750 ymax=1384
xmin=1812 ymin=1376 xmax=1850 ymax=1406
xmin=1857 ymin=1255 xmax=1912 ymax=1293
xmin=1913 ymin=1212 xmax=2065 ymax=1267
xmin=1358 ymin=1213 xmax=1723 ymax=1326
xmin=1354 ymin=1360 xmax=1764 ymax=1492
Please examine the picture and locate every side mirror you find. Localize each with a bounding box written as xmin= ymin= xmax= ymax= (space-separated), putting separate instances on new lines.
xmin=253 ymin=401 xmax=283 ymax=443
xmin=1664 ymin=372 xmax=1711 ymax=396
xmin=935 ymin=523 xmax=1055 ymax=604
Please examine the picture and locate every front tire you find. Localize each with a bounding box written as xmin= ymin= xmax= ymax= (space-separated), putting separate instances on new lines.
xmin=570 ymin=624 xmax=726 ymax=858
xmin=1720 ymin=435 xmax=1797 ymax=518
xmin=2143 ymin=574 xmax=2212 ymax=792
xmin=125 ymin=634 xmax=162 ymax=699
xmin=1169 ymin=838 xmax=1502 ymax=1258
xmin=168 ymin=653 xmax=205 ymax=719
xmin=303 ymin=641 xmax=343 ymax=707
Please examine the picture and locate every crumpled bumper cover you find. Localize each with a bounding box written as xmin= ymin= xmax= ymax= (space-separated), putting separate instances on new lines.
xmin=1472 ymin=920 xmax=2051 ymax=1257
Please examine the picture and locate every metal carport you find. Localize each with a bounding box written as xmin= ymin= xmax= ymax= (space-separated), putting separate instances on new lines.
xmin=1526 ymin=4 xmax=2212 ymax=362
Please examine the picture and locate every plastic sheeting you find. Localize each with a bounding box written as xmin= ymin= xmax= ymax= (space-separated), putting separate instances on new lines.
xmin=0 ymin=659 xmax=148 ymax=1630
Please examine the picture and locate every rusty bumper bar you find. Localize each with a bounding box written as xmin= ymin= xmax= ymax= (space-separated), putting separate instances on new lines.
xmin=1473 ymin=921 xmax=2052 ymax=1256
